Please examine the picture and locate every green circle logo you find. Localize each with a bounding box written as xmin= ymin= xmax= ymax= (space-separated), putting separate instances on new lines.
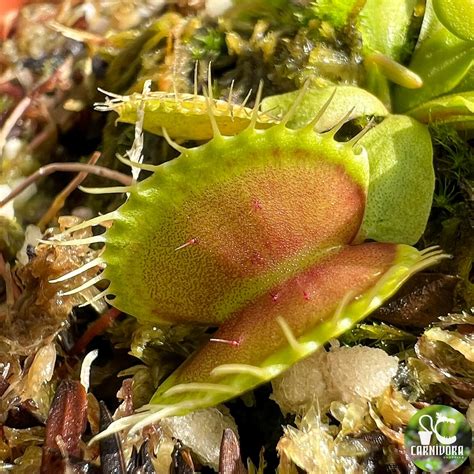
xmin=405 ymin=405 xmax=472 ymax=472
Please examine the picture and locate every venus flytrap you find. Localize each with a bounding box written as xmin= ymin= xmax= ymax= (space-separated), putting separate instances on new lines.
xmin=95 ymin=83 xmax=279 ymax=141
xmin=39 ymin=87 xmax=446 ymax=440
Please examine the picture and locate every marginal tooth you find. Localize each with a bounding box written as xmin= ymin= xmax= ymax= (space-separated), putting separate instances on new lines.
xmin=367 ymin=270 xmax=395 ymax=308
xmin=207 ymin=61 xmax=214 ymax=100
xmin=78 ymin=185 xmax=133 ymax=194
xmin=40 ymin=235 xmax=106 ymax=246
xmin=78 ymin=288 xmax=110 ymax=307
xmin=96 ymin=87 xmax=126 ymax=100
xmin=128 ymin=402 xmax=199 ymax=436
xmin=332 ymin=290 xmax=356 ymax=320
xmin=58 ymin=212 xmax=118 ymax=236
xmin=420 ymin=245 xmax=441 ymax=255
xmin=89 ymin=413 xmax=151 ymax=444
xmin=240 ymin=88 xmax=253 ymax=109
xmin=325 ymin=106 xmax=356 ymax=138
xmin=210 ymin=363 xmax=272 ymax=380
xmin=49 ymin=258 xmax=104 ymax=283
xmin=116 ymin=153 xmax=158 ymax=172
xmin=276 ymin=316 xmax=306 ymax=355
xmin=227 ymin=79 xmax=235 ymax=118
xmin=135 ymin=403 xmax=168 ymax=413
xmin=203 ymin=86 xmax=222 ymax=138
xmin=279 ymin=80 xmax=309 ymax=127
xmin=304 ymin=88 xmax=337 ymax=131
xmin=193 ymin=60 xmax=199 ymax=97
xmin=60 ymin=274 xmax=105 ymax=296
xmin=346 ymin=117 xmax=375 ymax=149
xmin=409 ymin=251 xmax=450 ymax=275
xmin=421 ymin=249 xmax=445 ymax=259
xmin=247 ymin=80 xmax=264 ymax=130
xmin=162 ymin=383 xmax=239 ymax=397
xmin=161 ymin=127 xmax=189 ymax=154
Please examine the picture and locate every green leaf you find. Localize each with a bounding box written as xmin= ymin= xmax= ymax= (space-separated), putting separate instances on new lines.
xmin=432 ymin=0 xmax=474 ymax=41
xmin=262 ymin=87 xmax=433 ymax=244
xmin=103 ymin=125 xmax=370 ymax=325
xmin=357 ymin=0 xmax=418 ymax=103
xmin=261 ymin=85 xmax=389 ymax=131
xmin=407 ymin=91 xmax=474 ymax=128
xmin=358 ymin=0 xmax=418 ymax=60
xmin=149 ymin=244 xmax=429 ymax=414
xmin=359 ymin=115 xmax=434 ymax=244
xmin=98 ymin=90 xmax=278 ymax=141
xmin=393 ymin=1 xmax=474 ymax=112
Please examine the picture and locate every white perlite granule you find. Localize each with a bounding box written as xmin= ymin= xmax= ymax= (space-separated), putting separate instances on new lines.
xmin=271 ymin=348 xmax=334 ymax=414
xmin=160 ymin=407 xmax=238 ymax=470
xmin=272 ymin=345 xmax=399 ymax=414
xmin=206 ymin=0 xmax=232 ymax=17
xmin=327 ymin=345 xmax=399 ymax=403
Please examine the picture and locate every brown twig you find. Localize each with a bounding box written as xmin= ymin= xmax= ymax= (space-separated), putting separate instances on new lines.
xmin=37 ymin=151 xmax=102 ymax=230
xmin=70 ymin=307 xmax=122 ymax=355
xmin=0 ymin=162 xmax=132 ymax=208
